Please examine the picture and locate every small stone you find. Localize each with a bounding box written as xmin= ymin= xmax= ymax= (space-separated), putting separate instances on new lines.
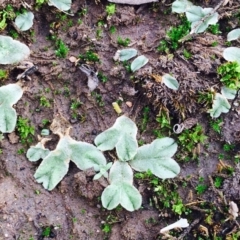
xmin=69 ymin=56 xmax=77 ymax=63
xmin=8 ymin=132 xmax=19 ymax=144
xmin=126 ymin=101 xmax=132 ymax=107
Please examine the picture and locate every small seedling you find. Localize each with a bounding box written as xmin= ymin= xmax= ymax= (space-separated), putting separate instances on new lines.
xmin=55 ymin=39 xmax=69 ymax=58
xmin=106 ymin=3 xmax=116 ymax=17
xmin=177 ymin=124 xmax=207 ymax=160
xmin=35 ymin=0 xmax=47 ymax=8
xmin=0 ymin=4 xmax=15 ymax=30
xmin=197 ymin=90 xmax=214 ymax=108
xmin=217 ymin=61 xmax=240 ymax=90
xmin=223 ymin=143 xmax=234 ymax=152
xmin=91 ymin=92 xmax=105 ymax=107
xmin=183 ymin=49 xmax=192 ymax=59
xmin=9 ymin=29 xmax=19 ymax=39
xmin=157 ymin=17 xmax=190 ymax=52
xmin=109 ymin=26 xmax=116 ymax=34
xmin=156 ymin=109 xmax=171 ymax=129
xmin=16 ymin=117 xmax=35 ymax=144
xmin=214 ymin=176 xmax=223 ymax=188
xmin=42 ymin=226 xmax=51 ymax=237
xmin=42 ymin=119 xmax=50 ymax=126
xmin=195 ymin=184 xmax=208 ymax=195
xmin=210 ymin=118 xmax=223 ymax=134
xmin=208 ymin=24 xmax=221 ymax=35
xmin=0 ymin=69 xmax=8 ymax=79
xmin=117 ymin=36 xmax=130 ymax=47
xmin=17 ymin=148 xmax=25 ymax=154
xmin=97 ymin=72 xmax=108 ymax=83
xmin=40 ymin=96 xmax=51 ymax=108
xmin=79 ymin=50 xmax=100 ymax=63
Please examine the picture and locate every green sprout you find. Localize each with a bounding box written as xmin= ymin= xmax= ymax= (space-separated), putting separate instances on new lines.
xmin=97 ymin=72 xmax=108 ymax=83
xmin=214 ymin=176 xmax=223 ymax=188
xmin=55 ymin=39 xmax=69 ymax=58
xmin=157 ymin=17 xmax=190 ymax=52
xmin=178 ymin=124 xmax=207 ymax=160
xmin=106 ymin=3 xmax=116 ymax=17
xmin=16 ymin=117 xmax=35 ymax=145
xmin=40 ymin=96 xmax=51 ymax=108
xmin=79 ymin=50 xmax=100 ymax=63
xmin=0 ymin=4 xmax=15 ymax=30
xmin=117 ymin=36 xmax=130 ymax=47
xmin=210 ymin=118 xmax=223 ymax=134
xmin=0 ymin=69 xmax=8 ymax=80
xmin=217 ymin=61 xmax=240 ymax=89
xmin=208 ymin=24 xmax=221 ymax=35
xmin=109 ymin=26 xmax=116 ymax=34
xmin=195 ymin=184 xmax=208 ymax=195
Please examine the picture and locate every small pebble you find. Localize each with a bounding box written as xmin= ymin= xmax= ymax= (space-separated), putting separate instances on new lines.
xmin=126 ymin=101 xmax=132 ymax=107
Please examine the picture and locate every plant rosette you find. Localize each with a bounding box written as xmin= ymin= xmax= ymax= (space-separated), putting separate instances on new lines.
xmin=95 ymin=115 xmax=180 ymax=211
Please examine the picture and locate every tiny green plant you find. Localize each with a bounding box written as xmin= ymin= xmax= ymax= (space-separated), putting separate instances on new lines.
xmin=0 ymin=69 xmax=8 ymax=79
xmin=210 ymin=118 xmax=223 ymax=134
xmin=16 ymin=117 xmax=35 ymax=144
xmin=214 ymin=176 xmax=223 ymax=188
xmin=79 ymin=50 xmax=100 ymax=63
xmin=109 ymin=26 xmax=116 ymax=34
xmin=91 ymin=92 xmax=105 ymax=107
xmin=36 ymin=0 xmax=47 ymax=8
xmin=55 ymin=39 xmax=69 ymax=58
xmin=42 ymin=226 xmax=51 ymax=237
xmin=106 ymin=3 xmax=116 ymax=17
xmin=40 ymin=96 xmax=51 ymax=108
xmin=183 ymin=49 xmax=192 ymax=59
xmin=223 ymin=143 xmax=234 ymax=152
xmin=157 ymin=17 xmax=190 ymax=52
xmin=156 ymin=109 xmax=171 ymax=129
xmin=177 ymin=124 xmax=207 ymax=160
xmin=217 ymin=61 xmax=240 ymax=90
xmin=208 ymin=24 xmax=221 ymax=35
xmin=97 ymin=72 xmax=108 ymax=83
xmin=70 ymin=99 xmax=82 ymax=110
xmin=195 ymin=184 xmax=208 ymax=195
xmin=0 ymin=4 xmax=15 ymax=30
xmin=117 ymin=36 xmax=131 ymax=47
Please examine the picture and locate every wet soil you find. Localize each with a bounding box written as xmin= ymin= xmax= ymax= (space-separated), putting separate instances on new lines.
xmin=0 ymin=0 xmax=240 ymax=239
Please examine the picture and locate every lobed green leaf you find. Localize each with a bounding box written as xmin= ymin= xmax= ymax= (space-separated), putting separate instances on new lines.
xmin=0 ymin=35 xmax=30 ymax=64
xmin=129 ymin=138 xmax=180 ymax=179
xmin=94 ymin=116 xmax=138 ymax=161
xmin=208 ymin=93 xmax=231 ymax=118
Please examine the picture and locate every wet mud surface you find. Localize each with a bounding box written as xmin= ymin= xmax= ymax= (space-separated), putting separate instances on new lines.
xmin=0 ymin=0 xmax=240 ymax=239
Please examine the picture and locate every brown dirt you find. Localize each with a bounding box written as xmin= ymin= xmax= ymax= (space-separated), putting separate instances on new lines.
xmin=0 ymin=0 xmax=240 ymax=239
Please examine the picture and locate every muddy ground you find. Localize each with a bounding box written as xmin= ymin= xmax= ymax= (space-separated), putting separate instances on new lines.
xmin=0 ymin=0 xmax=240 ymax=239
